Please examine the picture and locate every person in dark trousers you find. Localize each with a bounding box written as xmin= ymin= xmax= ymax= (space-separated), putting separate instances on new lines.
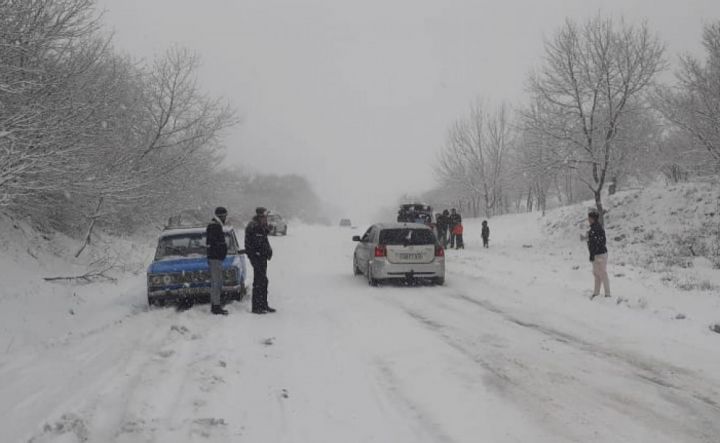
xmin=481 ymin=220 xmax=490 ymax=248
xmin=449 ymin=208 xmax=462 ymax=248
xmin=452 ymin=222 xmax=464 ymax=249
xmin=245 ymin=207 xmax=275 ymax=314
xmin=436 ymin=210 xmax=449 ymax=247
xmin=207 ymin=207 xmax=229 ymax=315
xmin=587 ymin=210 xmax=611 ymax=299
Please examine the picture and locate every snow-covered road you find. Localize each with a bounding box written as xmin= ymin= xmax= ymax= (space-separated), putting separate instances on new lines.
xmin=4 ymin=221 xmax=720 ymax=442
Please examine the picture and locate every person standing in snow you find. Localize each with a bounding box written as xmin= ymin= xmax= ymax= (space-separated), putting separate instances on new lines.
xmin=452 ymin=222 xmax=464 ymax=249
xmin=206 ymin=207 xmax=229 ymax=315
xmin=436 ymin=210 xmax=448 ymax=247
xmin=449 ymin=208 xmax=462 ymax=248
xmin=587 ymin=210 xmax=611 ymax=299
xmin=481 ymin=220 xmax=490 ymax=248
xmin=245 ymin=207 xmax=275 ymax=314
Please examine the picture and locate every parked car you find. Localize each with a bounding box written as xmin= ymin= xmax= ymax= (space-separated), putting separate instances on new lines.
xmin=352 ymin=223 xmax=445 ymax=286
xmin=339 ymin=218 xmax=352 ymax=227
xmin=267 ymin=213 xmax=288 ymax=236
xmin=397 ymin=203 xmax=433 ymax=225
xmin=147 ymin=226 xmax=247 ymax=306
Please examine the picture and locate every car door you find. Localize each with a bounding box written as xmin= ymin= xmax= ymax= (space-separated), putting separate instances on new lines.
xmin=355 ymin=226 xmax=374 ymax=273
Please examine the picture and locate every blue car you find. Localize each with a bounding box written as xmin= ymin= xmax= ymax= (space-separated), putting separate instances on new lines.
xmin=147 ymin=226 xmax=247 ymax=306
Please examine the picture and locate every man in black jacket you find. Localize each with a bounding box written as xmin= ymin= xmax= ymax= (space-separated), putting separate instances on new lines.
xmin=245 ymin=207 xmax=275 ymax=314
xmin=207 ymin=207 xmax=229 ymax=315
xmin=587 ymin=210 xmax=610 ymax=299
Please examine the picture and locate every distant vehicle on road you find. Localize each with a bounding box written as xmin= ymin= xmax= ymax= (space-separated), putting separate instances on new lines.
xmin=352 ymin=222 xmax=445 ymax=286
xmin=339 ymin=218 xmax=352 ymax=227
xmin=397 ymin=203 xmax=433 ymax=225
xmin=147 ymin=226 xmax=247 ymax=306
xmin=267 ymin=213 xmax=288 ymax=236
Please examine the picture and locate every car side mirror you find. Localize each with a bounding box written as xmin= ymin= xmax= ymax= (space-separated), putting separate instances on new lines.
xmin=352 ymin=236 xmax=361 ymax=242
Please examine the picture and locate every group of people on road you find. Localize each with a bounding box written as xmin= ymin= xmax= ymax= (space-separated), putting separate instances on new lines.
xmin=206 ymin=206 xmax=275 ymax=316
xmin=434 ymin=208 xmax=464 ymax=249
xmin=433 ymin=209 xmax=491 ymax=250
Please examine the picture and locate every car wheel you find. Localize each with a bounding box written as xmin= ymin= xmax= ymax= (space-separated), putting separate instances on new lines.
xmin=232 ymin=285 xmax=246 ymax=301
xmin=282 ymin=227 xmax=288 ymax=235
xmin=433 ymin=277 xmax=445 ymax=286
xmin=149 ymin=296 xmax=165 ymax=308
xmin=353 ymin=255 xmax=362 ymax=276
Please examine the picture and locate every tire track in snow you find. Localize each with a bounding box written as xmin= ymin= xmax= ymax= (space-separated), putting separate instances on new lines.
xmin=372 ymin=359 xmax=458 ymax=443
xmin=446 ymin=290 xmax=720 ymax=415
xmin=382 ymin=285 xmax=720 ymax=443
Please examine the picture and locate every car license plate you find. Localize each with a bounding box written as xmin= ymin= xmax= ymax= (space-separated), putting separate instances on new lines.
xmin=399 ymin=253 xmax=423 ymax=260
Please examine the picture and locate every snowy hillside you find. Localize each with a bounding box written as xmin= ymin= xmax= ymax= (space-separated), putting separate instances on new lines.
xmin=543 ymin=183 xmax=720 ymax=291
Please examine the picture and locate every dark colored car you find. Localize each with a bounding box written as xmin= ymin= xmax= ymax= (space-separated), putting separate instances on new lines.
xmin=147 ymin=226 xmax=247 ymax=306
xmin=339 ymin=218 xmax=352 ymax=227
xmin=397 ymin=203 xmax=433 ymax=225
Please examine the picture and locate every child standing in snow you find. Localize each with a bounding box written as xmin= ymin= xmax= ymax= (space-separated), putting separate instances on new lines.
xmin=481 ymin=220 xmax=490 ymax=248
xmin=452 ymin=223 xmax=464 ymax=249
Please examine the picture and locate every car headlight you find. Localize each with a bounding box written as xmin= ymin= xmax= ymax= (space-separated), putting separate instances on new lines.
xmin=149 ymin=274 xmax=164 ymax=286
xmin=223 ymin=269 xmax=238 ymax=285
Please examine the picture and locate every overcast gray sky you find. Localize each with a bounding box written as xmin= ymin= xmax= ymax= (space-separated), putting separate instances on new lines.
xmin=98 ymin=0 xmax=719 ymax=219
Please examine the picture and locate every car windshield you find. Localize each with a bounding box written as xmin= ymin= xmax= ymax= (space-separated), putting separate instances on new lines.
xmin=379 ymin=229 xmax=435 ymax=246
xmin=155 ymin=232 xmax=238 ymax=260
xmin=268 ymin=215 xmax=282 ymax=222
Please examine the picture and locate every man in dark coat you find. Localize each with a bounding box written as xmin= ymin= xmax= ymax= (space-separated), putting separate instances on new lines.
xmin=207 ymin=207 xmax=229 ymax=315
xmin=245 ymin=207 xmax=275 ymax=314
xmin=587 ymin=210 xmax=610 ymax=299
xmin=436 ymin=210 xmax=450 ymax=247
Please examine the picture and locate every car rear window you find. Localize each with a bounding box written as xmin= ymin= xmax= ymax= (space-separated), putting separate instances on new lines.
xmin=379 ymin=229 xmax=435 ymax=245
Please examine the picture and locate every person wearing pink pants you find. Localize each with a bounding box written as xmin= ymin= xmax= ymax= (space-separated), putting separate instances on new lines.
xmin=587 ymin=210 xmax=611 ymax=299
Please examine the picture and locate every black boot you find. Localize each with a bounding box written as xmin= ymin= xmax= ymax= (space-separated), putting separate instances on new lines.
xmin=264 ymin=306 xmax=276 ymax=313
xmin=251 ymin=307 xmax=267 ymax=314
xmin=211 ymin=305 xmax=228 ymax=315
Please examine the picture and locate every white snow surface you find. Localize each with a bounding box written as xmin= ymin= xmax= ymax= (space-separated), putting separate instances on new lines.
xmin=2 ymin=205 xmax=720 ymax=442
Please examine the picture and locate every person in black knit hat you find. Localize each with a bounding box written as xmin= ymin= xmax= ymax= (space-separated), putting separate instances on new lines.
xmin=207 ymin=206 xmax=229 ymax=315
xmin=245 ymin=207 xmax=276 ymax=314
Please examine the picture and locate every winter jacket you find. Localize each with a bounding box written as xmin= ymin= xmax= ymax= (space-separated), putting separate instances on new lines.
xmin=452 ymin=224 xmax=464 ymax=235
xmin=450 ymin=213 xmax=462 ymax=227
xmin=436 ymin=214 xmax=449 ymax=231
xmin=482 ymin=225 xmax=489 ymax=239
xmin=245 ymin=216 xmax=273 ymax=261
xmin=587 ymin=222 xmax=608 ymax=262
xmin=206 ymin=217 xmax=228 ymax=260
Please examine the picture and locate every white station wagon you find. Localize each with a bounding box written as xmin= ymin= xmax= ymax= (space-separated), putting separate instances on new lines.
xmin=352 ymin=223 xmax=445 ymax=286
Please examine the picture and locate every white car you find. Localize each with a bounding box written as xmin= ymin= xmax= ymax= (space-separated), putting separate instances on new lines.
xmin=267 ymin=213 xmax=288 ymax=236
xmin=352 ymin=223 xmax=445 ymax=286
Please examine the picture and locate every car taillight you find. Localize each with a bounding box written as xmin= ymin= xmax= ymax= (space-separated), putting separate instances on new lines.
xmin=374 ymin=245 xmax=387 ymax=257
xmin=435 ymin=245 xmax=444 ymax=257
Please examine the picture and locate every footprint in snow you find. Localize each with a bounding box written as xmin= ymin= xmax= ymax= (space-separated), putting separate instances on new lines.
xmin=30 ymin=413 xmax=89 ymax=443
xmin=157 ymin=349 xmax=175 ymax=359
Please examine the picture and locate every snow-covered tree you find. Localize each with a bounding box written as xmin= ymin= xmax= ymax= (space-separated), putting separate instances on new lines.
xmin=655 ymin=21 xmax=720 ymax=174
xmin=521 ymin=14 xmax=665 ymax=223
